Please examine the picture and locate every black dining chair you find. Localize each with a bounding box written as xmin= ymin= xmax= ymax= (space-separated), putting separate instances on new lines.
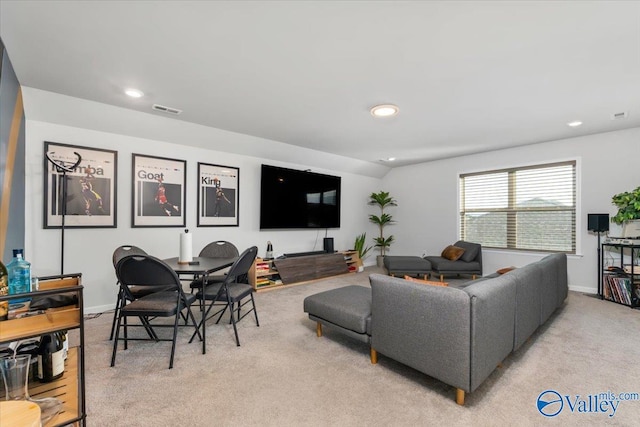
xmin=190 ymin=246 xmax=259 ymax=346
xmin=109 ymin=245 xmax=174 ymax=340
xmin=111 ymin=254 xmax=201 ymax=369
xmin=189 ymin=240 xmax=240 ymax=292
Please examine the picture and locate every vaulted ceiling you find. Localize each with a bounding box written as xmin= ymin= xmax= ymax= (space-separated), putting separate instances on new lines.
xmin=1 ymin=1 xmax=639 ymax=167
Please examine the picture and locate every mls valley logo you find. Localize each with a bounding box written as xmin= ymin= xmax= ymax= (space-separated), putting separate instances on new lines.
xmin=537 ymin=390 xmax=639 ymax=418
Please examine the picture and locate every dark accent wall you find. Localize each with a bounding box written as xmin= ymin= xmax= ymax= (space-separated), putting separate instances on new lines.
xmin=0 ymin=37 xmax=26 ymax=263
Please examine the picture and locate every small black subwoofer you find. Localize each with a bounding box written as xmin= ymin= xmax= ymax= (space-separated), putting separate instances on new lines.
xmin=323 ymin=237 xmax=334 ymax=253
xmin=588 ymin=213 xmax=609 ymax=232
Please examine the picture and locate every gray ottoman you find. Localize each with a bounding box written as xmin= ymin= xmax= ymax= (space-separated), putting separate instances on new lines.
xmin=383 ymin=256 xmax=432 ymax=279
xmin=303 ymin=285 xmax=372 ymax=344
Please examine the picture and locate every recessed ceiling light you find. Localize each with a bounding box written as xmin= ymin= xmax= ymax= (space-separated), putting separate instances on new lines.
xmin=125 ymin=88 xmax=144 ymax=98
xmin=370 ymin=104 xmax=399 ymax=117
xmin=567 ymin=120 xmax=582 ymax=127
xmin=387 ymin=157 xmax=396 ymax=161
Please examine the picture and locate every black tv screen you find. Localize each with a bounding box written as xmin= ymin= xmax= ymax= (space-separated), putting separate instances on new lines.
xmin=260 ymin=164 xmax=341 ymax=229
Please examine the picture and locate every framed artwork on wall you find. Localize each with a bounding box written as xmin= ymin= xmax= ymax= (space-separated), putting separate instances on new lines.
xmin=43 ymin=141 xmax=117 ymax=228
xmin=197 ymin=162 xmax=239 ymax=227
xmin=132 ymin=153 xmax=186 ymax=227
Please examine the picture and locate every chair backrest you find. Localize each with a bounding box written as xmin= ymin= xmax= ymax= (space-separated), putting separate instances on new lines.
xmin=223 ymin=246 xmax=258 ymax=285
xmin=113 ymin=245 xmax=147 ymax=268
xmin=116 ymin=255 xmax=181 ymax=293
xmin=199 ymin=241 xmax=239 ymax=258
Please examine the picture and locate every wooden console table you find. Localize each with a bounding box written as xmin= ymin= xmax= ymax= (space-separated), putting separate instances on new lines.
xmin=250 ymin=251 xmax=359 ymax=291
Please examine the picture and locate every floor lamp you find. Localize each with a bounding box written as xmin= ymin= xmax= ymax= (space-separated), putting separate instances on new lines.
xmin=45 ymin=151 xmax=82 ymax=275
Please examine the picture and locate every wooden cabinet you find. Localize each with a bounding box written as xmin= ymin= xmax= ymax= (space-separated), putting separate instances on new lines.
xmin=250 ymin=251 xmax=361 ymax=292
xmin=249 ymin=258 xmax=281 ymax=290
xmin=0 ymin=274 xmax=86 ymax=426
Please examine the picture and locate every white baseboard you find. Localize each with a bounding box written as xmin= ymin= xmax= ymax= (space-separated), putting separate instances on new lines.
xmin=569 ymin=285 xmax=597 ymax=295
xmin=85 ymin=304 xmax=114 ymax=315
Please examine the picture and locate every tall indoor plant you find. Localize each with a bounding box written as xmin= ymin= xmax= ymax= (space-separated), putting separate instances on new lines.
xmin=611 ymin=186 xmax=640 ymax=237
xmin=368 ymin=191 xmax=397 ymax=267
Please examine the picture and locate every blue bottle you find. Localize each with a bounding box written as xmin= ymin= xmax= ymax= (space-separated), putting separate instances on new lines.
xmin=7 ymin=249 xmax=32 ymax=304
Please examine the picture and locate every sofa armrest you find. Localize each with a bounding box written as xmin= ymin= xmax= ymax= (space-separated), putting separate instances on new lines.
xmin=369 ymin=274 xmax=472 ymax=392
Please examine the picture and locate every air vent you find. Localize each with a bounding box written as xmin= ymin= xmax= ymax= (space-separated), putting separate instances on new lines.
xmin=152 ymin=104 xmax=182 ymax=115
xmin=611 ymin=111 xmax=628 ymax=120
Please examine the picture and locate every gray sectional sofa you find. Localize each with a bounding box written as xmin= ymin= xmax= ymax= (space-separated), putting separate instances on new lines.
xmin=304 ymin=253 xmax=568 ymax=405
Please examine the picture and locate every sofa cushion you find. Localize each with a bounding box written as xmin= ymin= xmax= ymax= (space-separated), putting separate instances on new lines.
xmin=383 ymin=256 xmax=432 ymax=273
xmin=425 ymin=256 xmax=481 ymax=272
xmin=303 ymin=285 xmax=371 ymax=334
xmin=462 ymin=274 xmax=517 ymax=391
xmin=441 ymin=245 xmax=465 ymax=261
xmin=454 ymin=240 xmax=481 ymax=263
xmin=509 ymin=263 xmax=543 ymax=350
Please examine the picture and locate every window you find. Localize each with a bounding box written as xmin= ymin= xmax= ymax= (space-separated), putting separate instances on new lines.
xmin=460 ymin=161 xmax=576 ymax=253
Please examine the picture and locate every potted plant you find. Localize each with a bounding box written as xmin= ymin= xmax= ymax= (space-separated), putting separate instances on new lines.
xmin=353 ymin=233 xmax=372 ymax=272
xmin=368 ymin=191 xmax=397 ymax=267
xmin=611 ymin=186 xmax=640 ymax=237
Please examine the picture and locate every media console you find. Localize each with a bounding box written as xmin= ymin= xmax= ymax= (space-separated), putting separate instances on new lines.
xmin=250 ymin=251 xmax=360 ymax=291
xmin=282 ymin=250 xmax=327 ymax=258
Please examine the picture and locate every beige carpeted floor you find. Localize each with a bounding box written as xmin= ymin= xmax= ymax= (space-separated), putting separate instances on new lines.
xmin=81 ymin=267 xmax=640 ymax=426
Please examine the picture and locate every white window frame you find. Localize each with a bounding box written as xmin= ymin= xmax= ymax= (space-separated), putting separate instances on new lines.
xmin=459 ymin=160 xmax=578 ymax=254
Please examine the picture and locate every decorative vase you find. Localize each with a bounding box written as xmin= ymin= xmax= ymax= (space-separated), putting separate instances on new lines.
xmin=0 ymin=354 xmax=31 ymax=400
xmin=376 ymin=255 xmax=385 ymax=268
xmin=0 ymin=354 xmax=63 ymax=424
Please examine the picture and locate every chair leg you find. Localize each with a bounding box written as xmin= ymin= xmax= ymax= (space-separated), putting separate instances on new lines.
xmin=123 ymin=316 xmax=128 ymax=350
xmin=250 ymin=293 xmax=259 ymax=327
xmin=109 ymin=290 xmax=123 ymax=341
xmin=110 ymin=314 xmax=124 ymax=367
xmin=168 ymin=309 xmax=180 ymax=369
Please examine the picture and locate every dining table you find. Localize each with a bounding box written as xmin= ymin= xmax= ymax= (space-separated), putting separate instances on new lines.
xmin=163 ymin=256 xmax=237 ymax=354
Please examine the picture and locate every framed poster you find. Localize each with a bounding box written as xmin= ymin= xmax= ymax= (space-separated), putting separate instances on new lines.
xmin=43 ymin=141 xmax=117 ymax=228
xmin=132 ymin=154 xmax=186 ymax=227
xmin=197 ymin=162 xmax=239 ymax=227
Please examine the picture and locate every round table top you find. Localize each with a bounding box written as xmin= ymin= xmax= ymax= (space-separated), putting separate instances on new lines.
xmin=0 ymin=400 xmax=41 ymax=427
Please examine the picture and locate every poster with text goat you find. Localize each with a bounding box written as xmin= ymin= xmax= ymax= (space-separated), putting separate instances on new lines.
xmin=132 ymin=153 xmax=186 ymax=227
xmin=44 ymin=141 xmax=117 ymax=228
xmin=197 ymin=162 xmax=239 ymax=226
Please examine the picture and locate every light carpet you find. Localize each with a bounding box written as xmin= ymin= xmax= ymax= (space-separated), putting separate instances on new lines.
xmin=81 ymin=267 xmax=640 ymax=426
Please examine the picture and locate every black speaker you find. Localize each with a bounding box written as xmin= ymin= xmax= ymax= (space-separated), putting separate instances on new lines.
xmin=323 ymin=237 xmax=334 ymax=253
xmin=588 ymin=213 xmax=609 ymax=232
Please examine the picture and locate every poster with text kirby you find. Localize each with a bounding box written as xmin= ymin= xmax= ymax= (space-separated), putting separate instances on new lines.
xmin=197 ymin=162 xmax=239 ymax=227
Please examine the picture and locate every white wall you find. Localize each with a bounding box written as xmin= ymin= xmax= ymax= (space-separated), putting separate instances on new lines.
xmin=22 ymin=93 xmax=382 ymax=312
xmin=383 ymin=127 xmax=640 ymax=293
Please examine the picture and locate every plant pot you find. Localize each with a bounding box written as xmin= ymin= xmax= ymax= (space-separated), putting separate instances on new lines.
xmin=376 ymin=255 xmax=385 ymax=268
xmin=622 ymin=220 xmax=640 ymax=238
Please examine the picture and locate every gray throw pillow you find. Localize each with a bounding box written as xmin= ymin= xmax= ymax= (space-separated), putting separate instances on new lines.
xmin=455 ymin=240 xmax=480 ymax=262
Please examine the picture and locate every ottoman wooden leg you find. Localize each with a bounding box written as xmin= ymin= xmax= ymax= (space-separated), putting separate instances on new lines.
xmin=456 ymin=388 xmax=465 ymax=405
xmin=316 ymin=321 xmax=323 ymax=337
xmin=370 ymin=348 xmax=378 ymax=364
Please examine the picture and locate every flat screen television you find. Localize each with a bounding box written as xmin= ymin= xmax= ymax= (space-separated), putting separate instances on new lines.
xmin=260 ymin=164 xmax=341 ymax=229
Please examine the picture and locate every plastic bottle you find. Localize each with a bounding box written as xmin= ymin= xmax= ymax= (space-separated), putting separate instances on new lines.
xmin=7 ymin=249 xmax=32 ymax=304
xmin=0 ymin=260 xmax=8 ymax=320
